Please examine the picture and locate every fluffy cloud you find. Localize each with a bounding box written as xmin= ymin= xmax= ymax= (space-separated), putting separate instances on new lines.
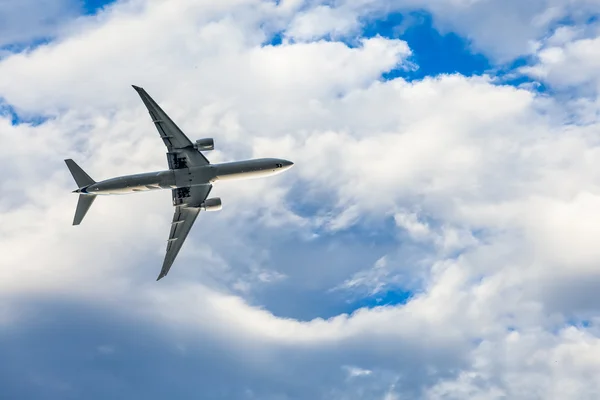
xmin=523 ymin=34 xmax=600 ymax=95
xmin=2 ymin=0 xmax=600 ymax=398
xmin=284 ymin=0 xmax=600 ymax=61
xmin=426 ymin=327 xmax=600 ymax=399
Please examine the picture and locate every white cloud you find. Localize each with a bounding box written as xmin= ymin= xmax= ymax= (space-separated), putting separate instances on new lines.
xmin=334 ymin=256 xmax=394 ymax=296
xmin=394 ymin=211 xmax=430 ymax=238
xmin=1 ymin=0 xmax=600 ymax=398
xmin=522 ymin=35 xmax=600 ymax=95
xmin=344 ymin=365 xmax=373 ymax=378
xmin=282 ymin=0 xmax=600 ymax=61
xmin=286 ymin=5 xmax=360 ymax=41
xmin=426 ymin=327 xmax=600 ymax=399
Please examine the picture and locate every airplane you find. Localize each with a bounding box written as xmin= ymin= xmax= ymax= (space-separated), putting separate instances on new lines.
xmin=65 ymin=85 xmax=294 ymax=281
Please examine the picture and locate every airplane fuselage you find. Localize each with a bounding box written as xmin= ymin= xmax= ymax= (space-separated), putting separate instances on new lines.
xmin=77 ymin=158 xmax=293 ymax=195
xmin=66 ymin=85 xmax=296 ymax=280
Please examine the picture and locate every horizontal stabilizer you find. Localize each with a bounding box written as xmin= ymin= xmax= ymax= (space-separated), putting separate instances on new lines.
xmin=73 ymin=194 xmax=96 ymax=225
xmin=65 ymin=159 xmax=95 ymax=188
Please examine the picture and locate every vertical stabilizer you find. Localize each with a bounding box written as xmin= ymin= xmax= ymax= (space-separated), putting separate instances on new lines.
xmin=64 ymin=159 xmax=95 ymax=188
xmin=73 ymin=194 xmax=96 ymax=225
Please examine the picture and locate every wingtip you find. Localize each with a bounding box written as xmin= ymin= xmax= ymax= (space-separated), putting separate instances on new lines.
xmin=132 ymin=85 xmax=143 ymax=91
xmin=156 ymin=273 xmax=166 ymax=281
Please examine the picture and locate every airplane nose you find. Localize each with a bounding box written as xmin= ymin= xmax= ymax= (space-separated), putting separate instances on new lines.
xmin=283 ymin=160 xmax=294 ymax=168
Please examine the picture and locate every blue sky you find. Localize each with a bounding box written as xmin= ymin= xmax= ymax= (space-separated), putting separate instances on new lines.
xmin=363 ymin=12 xmax=492 ymax=81
xmin=2 ymin=1 xmax=600 ymax=399
xmin=81 ymin=0 xmax=117 ymax=15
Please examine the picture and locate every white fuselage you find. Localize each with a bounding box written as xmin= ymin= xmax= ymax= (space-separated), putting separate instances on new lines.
xmin=79 ymin=158 xmax=293 ymax=195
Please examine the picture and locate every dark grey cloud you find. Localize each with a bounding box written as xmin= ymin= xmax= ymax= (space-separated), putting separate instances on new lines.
xmin=0 ymin=299 xmax=471 ymax=400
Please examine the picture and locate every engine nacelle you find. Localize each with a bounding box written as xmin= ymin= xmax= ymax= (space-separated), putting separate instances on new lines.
xmin=200 ymin=197 xmax=222 ymax=211
xmin=195 ymin=138 xmax=214 ymax=151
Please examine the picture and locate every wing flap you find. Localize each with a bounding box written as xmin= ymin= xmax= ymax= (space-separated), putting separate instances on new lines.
xmin=65 ymin=159 xmax=95 ymax=188
xmin=158 ymin=206 xmax=200 ymax=280
xmin=132 ymin=85 xmax=192 ymax=150
xmin=72 ymin=194 xmax=96 ymax=225
xmin=132 ymin=85 xmax=210 ymax=167
xmin=157 ymin=184 xmax=212 ymax=280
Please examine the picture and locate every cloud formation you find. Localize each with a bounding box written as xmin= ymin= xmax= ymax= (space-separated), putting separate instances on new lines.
xmin=1 ymin=0 xmax=600 ymax=399
xmin=0 ymin=0 xmax=82 ymax=48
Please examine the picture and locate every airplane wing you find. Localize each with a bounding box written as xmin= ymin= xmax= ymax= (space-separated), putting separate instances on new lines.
xmin=132 ymin=85 xmax=209 ymax=167
xmin=157 ymin=184 xmax=212 ymax=281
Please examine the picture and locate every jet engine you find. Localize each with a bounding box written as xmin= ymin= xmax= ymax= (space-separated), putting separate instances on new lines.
xmin=200 ymin=197 xmax=222 ymax=211
xmin=195 ymin=138 xmax=214 ymax=151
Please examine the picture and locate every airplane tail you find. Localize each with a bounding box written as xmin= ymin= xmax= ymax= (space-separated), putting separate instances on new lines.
xmin=64 ymin=159 xmax=97 ymax=225
xmin=72 ymin=194 xmax=97 ymax=225
xmin=64 ymin=159 xmax=95 ymax=188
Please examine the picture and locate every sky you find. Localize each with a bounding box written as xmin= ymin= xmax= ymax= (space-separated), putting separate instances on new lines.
xmin=1 ymin=0 xmax=600 ymax=398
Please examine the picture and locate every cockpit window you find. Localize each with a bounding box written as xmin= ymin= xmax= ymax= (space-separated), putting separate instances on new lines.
xmin=276 ymin=163 xmax=283 ymax=168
